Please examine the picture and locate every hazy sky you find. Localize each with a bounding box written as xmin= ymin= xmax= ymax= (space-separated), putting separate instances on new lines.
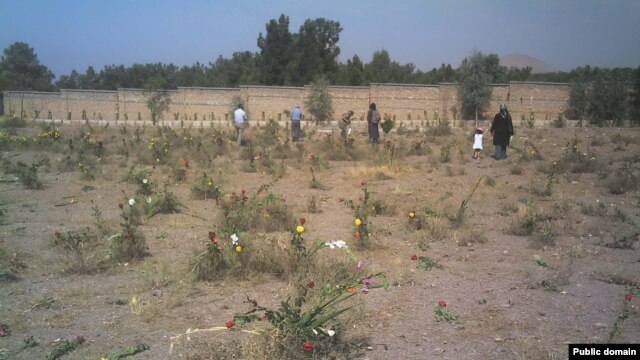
xmin=1 ymin=0 xmax=639 ymax=79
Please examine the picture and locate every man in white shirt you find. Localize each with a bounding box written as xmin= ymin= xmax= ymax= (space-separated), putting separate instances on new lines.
xmin=233 ymin=104 xmax=247 ymax=146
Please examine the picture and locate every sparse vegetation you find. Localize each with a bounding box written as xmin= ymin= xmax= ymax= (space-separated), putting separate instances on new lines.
xmin=0 ymin=121 xmax=638 ymax=359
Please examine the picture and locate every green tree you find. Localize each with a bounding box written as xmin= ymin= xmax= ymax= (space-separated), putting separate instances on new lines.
xmin=588 ymin=73 xmax=628 ymax=126
xmin=0 ymin=42 xmax=54 ymax=91
xmin=257 ymin=14 xmax=292 ymax=86
xmin=483 ymin=53 xmax=506 ymax=83
xmin=78 ymin=66 xmax=99 ymax=89
xmin=567 ymin=80 xmax=589 ymax=120
xmin=55 ymin=69 xmax=80 ymax=89
xmin=458 ymin=50 xmax=492 ymax=123
xmin=285 ymin=18 xmax=342 ymax=86
xmin=630 ymin=67 xmax=640 ymax=126
xmin=335 ymin=55 xmax=365 ymax=86
xmin=365 ymin=49 xmax=392 ymax=83
xmin=304 ymin=76 xmax=333 ymax=123
xmin=144 ymin=77 xmax=171 ymax=125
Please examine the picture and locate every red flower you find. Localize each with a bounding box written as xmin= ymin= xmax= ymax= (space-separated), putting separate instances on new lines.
xmin=225 ymin=320 xmax=234 ymax=329
xmin=299 ymin=217 xmax=306 ymax=225
xmin=126 ymin=232 xmax=135 ymax=241
xmin=411 ymin=254 xmax=418 ymax=261
xmin=438 ymin=300 xmax=447 ymax=307
xmin=303 ymin=340 xmax=313 ymax=351
xmin=360 ymin=179 xmax=367 ymax=186
xmin=208 ymin=231 xmax=220 ymax=245
xmin=625 ymin=293 xmax=633 ymax=302
xmin=307 ymin=280 xmax=315 ymax=289
xmin=241 ymin=189 xmax=246 ymax=196
xmin=118 ymin=203 xmax=124 ymax=209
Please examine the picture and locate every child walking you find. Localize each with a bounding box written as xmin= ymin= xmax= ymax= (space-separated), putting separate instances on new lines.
xmin=472 ymin=127 xmax=483 ymax=159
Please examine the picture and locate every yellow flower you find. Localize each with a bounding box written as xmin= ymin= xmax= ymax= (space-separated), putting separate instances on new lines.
xmin=130 ymin=296 xmax=138 ymax=306
xmin=409 ymin=211 xmax=415 ymax=219
xmin=296 ymin=225 xmax=305 ymax=234
xmin=354 ymin=218 xmax=362 ymax=226
xmin=235 ymin=245 xmax=243 ymax=253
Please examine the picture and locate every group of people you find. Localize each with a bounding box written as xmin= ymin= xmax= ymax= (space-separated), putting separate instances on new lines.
xmin=231 ymin=102 xmax=383 ymax=146
xmin=234 ymin=102 xmax=514 ymax=161
xmin=473 ymin=104 xmax=514 ymax=160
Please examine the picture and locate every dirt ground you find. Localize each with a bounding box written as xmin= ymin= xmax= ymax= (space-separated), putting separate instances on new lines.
xmin=1 ymin=121 xmax=639 ymax=360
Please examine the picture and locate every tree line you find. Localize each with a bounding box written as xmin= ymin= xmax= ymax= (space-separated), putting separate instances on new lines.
xmin=1 ymin=14 xmax=639 ymax=124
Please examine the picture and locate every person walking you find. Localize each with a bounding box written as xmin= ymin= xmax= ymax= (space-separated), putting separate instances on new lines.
xmin=490 ymin=104 xmax=514 ymax=160
xmin=290 ymin=105 xmax=302 ymax=141
xmin=472 ymin=127 xmax=484 ymax=159
xmin=367 ymin=103 xmax=381 ymax=144
xmin=233 ymin=104 xmax=247 ymax=146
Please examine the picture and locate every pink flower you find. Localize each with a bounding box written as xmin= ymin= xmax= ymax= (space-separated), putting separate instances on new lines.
xmin=625 ymin=293 xmax=633 ymax=302
xmin=362 ymin=278 xmax=373 ymax=286
xmin=357 ymin=259 xmax=364 ymax=270
xmin=361 ymin=287 xmax=369 ymax=294
xmin=360 ymin=180 xmax=367 ymax=186
xmin=438 ymin=300 xmax=447 ymax=307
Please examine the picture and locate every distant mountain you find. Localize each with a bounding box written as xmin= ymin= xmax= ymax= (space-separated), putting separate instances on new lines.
xmin=500 ymin=53 xmax=558 ymax=74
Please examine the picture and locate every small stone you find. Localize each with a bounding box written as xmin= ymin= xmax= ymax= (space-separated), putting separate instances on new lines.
xmin=494 ymin=337 xmax=504 ymax=342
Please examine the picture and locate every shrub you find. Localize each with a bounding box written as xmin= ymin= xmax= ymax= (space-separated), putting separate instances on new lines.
xmin=0 ymin=116 xmax=27 ymax=128
xmin=109 ymin=198 xmax=148 ymax=262
xmin=218 ymin=180 xmax=294 ymax=233
xmin=343 ymin=181 xmax=373 ymax=250
xmin=191 ymin=172 xmax=223 ymax=202
xmin=53 ymin=229 xmax=97 ymax=273
xmin=14 ymin=161 xmax=43 ymax=189
xmin=606 ymin=168 xmax=639 ymax=194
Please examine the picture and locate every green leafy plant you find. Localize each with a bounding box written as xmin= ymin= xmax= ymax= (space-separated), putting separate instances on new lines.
xmin=447 ymin=176 xmax=484 ymax=227
xmin=102 ymin=343 xmax=150 ymax=360
xmin=191 ymin=172 xmax=223 ymax=202
xmin=535 ymin=259 xmax=549 ymax=268
xmin=108 ymin=197 xmax=148 ymax=262
xmin=14 ymin=161 xmax=43 ymax=189
xmin=45 ymin=336 xmax=86 ymax=360
xmin=541 ymin=279 xmax=561 ymax=292
xmin=434 ymin=301 xmax=459 ymax=322
xmin=343 ymin=181 xmax=373 ymax=249
xmin=416 ymin=256 xmax=441 ymax=271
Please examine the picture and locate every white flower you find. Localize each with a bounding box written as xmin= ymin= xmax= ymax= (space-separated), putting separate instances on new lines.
xmin=319 ymin=327 xmax=335 ymax=337
xmin=325 ymin=240 xmax=346 ymax=249
xmin=146 ymin=197 xmax=152 ymax=203
xmin=142 ymin=178 xmax=148 ymax=184
xmin=128 ymin=198 xmax=136 ymax=206
xmin=312 ymin=328 xmax=318 ymax=335
xmin=231 ymin=234 xmax=239 ymax=245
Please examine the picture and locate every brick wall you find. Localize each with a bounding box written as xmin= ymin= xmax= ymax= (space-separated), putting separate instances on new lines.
xmin=2 ymin=82 xmax=573 ymax=126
